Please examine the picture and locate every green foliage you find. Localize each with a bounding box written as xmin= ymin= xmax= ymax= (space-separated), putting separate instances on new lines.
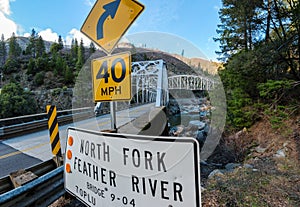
xmin=26 ymin=58 xmax=36 ymax=75
xmin=89 ymin=42 xmax=96 ymax=55
xmin=52 ymin=88 xmax=62 ymax=96
xmin=49 ymin=35 xmax=64 ymax=54
xmin=76 ymin=39 xmax=85 ymax=71
xmin=25 ymin=29 xmax=37 ymax=57
xmin=8 ymin=33 xmax=22 ymax=59
xmin=0 ymin=82 xmax=37 ymax=118
xmin=53 ymin=55 xmax=67 ymax=76
xmin=58 ymin=35 xmax=64 ymax=50
xmin=261 ymin=104 xmax=289 ymax=129
xmin=26 ymin=57 xmax=49 ymax=76
xmin=226 ymin=88 xmax=257 ymax=130
xmin=71 ymin=38 xmax=78 ymax=61
xmin=215 ymin=0 xmax=264 ymax=60
xmin=0 ymin=34 xmax=6 ymax=66
xmin=3 ymin=58 xmax=20 ymax=74
xmin=257 ymin=80 xmax=293 ymax=100
xmin=64 ymin=65 xmax=73 ymax=84
xmin=35 ymin=36 xmax=46 ymax=57
xmin=34 ymin=72 xmax=45 ymax=86
xmin=50 ymin=43 xmax=62 ymax=54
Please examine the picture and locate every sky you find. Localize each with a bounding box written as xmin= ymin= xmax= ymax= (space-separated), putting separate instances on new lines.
xmin=0 ymin=0 xmax=222 ymax=61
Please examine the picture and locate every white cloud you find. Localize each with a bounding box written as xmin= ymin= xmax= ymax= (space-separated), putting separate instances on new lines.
xmin=0 ymin=0 xmax=18 ymax=39
xmin=38 ymin=28 xmax=59 ymax=42
xmin=0 ymin=0 xmax=11 ymax=15
xmin=0 ymin=11 xmax=17 ymax=39
xmin=23 ymin=32 xmax=30 ymax=38
xmin=65 ymin=28 xmax=92 ymax=47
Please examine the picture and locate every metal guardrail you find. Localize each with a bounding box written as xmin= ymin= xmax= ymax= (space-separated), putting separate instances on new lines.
xmin=0 ymin=166 xmax=64 ymax=207
xmin=0 ymin=108 xmax=94 ymax=139
xmin=0 ymin=103 xmax=149 ymax=139
xmin=0 ymin=107 xmax=92 ymax=127
xmin=0 ymin=159 xmax=57 ymax=195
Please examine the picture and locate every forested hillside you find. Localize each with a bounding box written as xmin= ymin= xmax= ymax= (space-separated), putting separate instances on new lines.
xmin=0 ymin=29 xmax=97 ymax=118
xmin=215 ymin=0 xmax=299 ymax=131
xmin=0 ymin=30 xmax=204 ymax=118
xmin=202 ymin=1 xmax=300 ymax=206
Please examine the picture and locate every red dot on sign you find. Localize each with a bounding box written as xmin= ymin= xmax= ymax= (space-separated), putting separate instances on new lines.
xmin=67 ymin=150 xmax=72 ymax=160
xmin=66 ymin=163 xmax=71 ymax=173
xmin=68 ymin=136 xmax=73 ymax=146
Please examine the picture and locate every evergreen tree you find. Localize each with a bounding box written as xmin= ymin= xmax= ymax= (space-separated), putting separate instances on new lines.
xmin=71 ymin=38 xmax=78 ymax=60
xmin=54 ymin=55 xmax=65 ymax=76
xmin=76 ymin=39 xmax=85 ymax=70
xmin=0 ymin=34 xmax=6 ymax=66
xmin=8 ymin=33 xmax=22 ymax=59
xmin=26 ymin=58 xmax=36 ymax=75
xmin=64 ymin=65 xmax=73 ymax=84
xmin=89 ymin=41 xmax=96 ymax=55
xmin=25 ymin=29 xmax=37 ymax=57
xmin=0 ymin=82 xmax=37 ymax=118
xmin=36 ymin=36 xmax=45 ymax=58
xmin=215 ymin=0 xmax=264 ymax=60
xmin=58 ymin=35 xmax=64 ymax=50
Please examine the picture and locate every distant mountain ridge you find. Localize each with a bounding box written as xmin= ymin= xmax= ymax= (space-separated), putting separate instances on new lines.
xmin=171 ymin=54 xmax=220 ymax=74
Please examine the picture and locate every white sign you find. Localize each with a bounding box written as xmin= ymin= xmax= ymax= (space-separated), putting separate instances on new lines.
xmin=64 ymin=127 xmax=201 ymax=207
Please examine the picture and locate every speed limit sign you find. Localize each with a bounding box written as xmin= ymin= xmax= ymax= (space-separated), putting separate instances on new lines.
xmin=92 ymin=52 xmax=131 ymax=101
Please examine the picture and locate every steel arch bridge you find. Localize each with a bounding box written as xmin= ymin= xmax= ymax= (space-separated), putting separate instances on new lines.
xmin=131 ymin=60 xmax=169 ymax=107
xmin=131 ymin=60 xmax=214 ymax=107
xmin=168 ymin=75 xmax=215 ymax=91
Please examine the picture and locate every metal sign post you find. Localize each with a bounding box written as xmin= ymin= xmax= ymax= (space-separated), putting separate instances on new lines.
xmin=81 ymin=0 xmax=144 ymax=131
xmin=110 ymin=101 xmax=117 ymax=131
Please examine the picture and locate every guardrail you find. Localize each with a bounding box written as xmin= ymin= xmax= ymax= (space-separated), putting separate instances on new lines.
xmin=0 ymin=102 xmax=152 ymax=139
xmin=0 ymin=107 xmax=92 ymax=127
xmin=0 ymin=159 xmax=57 ymax=195
xmin=0 ymin=166 xmax=64 ymax=207
xmin=0 ymin=108 xmax=94 ymax=139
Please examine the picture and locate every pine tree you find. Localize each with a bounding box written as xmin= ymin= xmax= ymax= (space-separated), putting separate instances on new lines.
xmin=0 ymin=34 xmax=6 ymax=66
xmin=58 ymin=35 xmax=64 ymax=50
xmin=54 ymin=55 xmax=65 ymax=76
xmin=27 ymin=58 xmax=36 ymax=75
xmin=89 ymin=41 xmax=96 ymax=55
xmin=76 ymin=39 xmax=85 ymax=71
xmin=64 ymin=65 xmax=73 ymax=84
xmin=215 ymin=0 xmax=264 ymax=60
xmin=36 ymin=36 xmax=45 ymax=58
xmin=71 ymin=38 xmax=78 ymax=60
xmin=8 ymin=33 xmax=22 ymax=59
xmin=25 ymin=29 xmax=37 ymax=57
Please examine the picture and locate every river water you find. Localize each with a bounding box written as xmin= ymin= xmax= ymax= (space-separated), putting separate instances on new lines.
xmin=167 ymin=95 xmax=211 ymax=148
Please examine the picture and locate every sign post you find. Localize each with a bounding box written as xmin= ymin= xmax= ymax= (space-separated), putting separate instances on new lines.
xmin=64 ymin=128 xmax=201 ymax=207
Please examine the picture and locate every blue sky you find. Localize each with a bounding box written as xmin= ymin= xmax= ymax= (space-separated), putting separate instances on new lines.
xmin=0 ymin=0 xmax=222 ymax=61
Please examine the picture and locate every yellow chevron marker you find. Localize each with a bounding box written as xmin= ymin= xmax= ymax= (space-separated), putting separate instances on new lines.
xmin=46 ymin=105 xmax=62 ymax=157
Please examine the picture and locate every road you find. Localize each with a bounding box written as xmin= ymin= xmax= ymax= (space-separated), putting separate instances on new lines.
xmin=0 ymin=103 xmax=154 ymax=178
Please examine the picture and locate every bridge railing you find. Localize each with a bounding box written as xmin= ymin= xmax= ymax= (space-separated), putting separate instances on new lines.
xmin=131 ymin=60 xmax=169 ymax=107
xmin=168 ymin=75 xmax=215 ymax=91
xmin=0 ymin=107 xmax=94 ymax=139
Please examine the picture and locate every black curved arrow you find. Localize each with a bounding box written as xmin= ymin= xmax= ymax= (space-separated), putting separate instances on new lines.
xmin=97 ymin=0 xmax=121 ymax=40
